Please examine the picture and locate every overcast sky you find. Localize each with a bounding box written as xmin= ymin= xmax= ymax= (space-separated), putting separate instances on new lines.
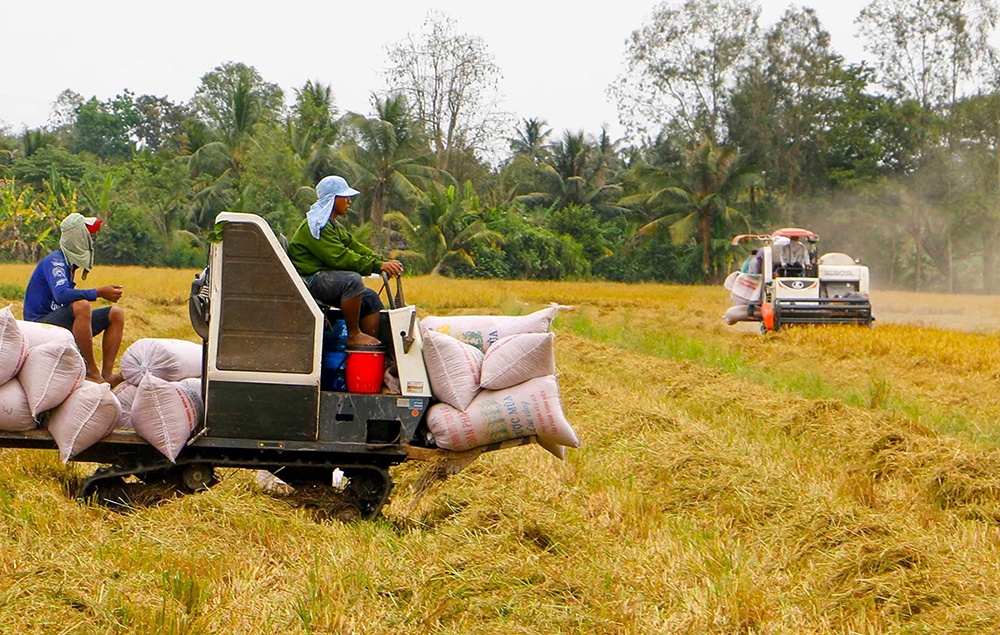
xmin=0 ymin=0 xmax=947 ymax=142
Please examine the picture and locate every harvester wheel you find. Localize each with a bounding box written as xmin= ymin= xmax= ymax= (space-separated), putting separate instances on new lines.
xmin=181 ymin=464 xmax=217 ymax=492
xmin=332 ymin=505 xmax=362 ymax=523
xmin=341 ymin=467 xmax=393 ymax=519
xmin=80 ymin=476 xmax=132 ymax=509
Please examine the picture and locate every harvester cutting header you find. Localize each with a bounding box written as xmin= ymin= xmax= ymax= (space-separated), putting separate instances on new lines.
xmin=724 ymin=228 xmax=873 ymax=332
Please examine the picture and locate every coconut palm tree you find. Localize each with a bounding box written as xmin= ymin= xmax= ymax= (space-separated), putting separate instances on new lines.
xmin=289 ymin=80 xmax=340 ymax=184
xmin=593 ymin=126 xmax=625 ymax=189
xmin=333 ymin=94 xmax=449 ymax=243
xmin=385 ymin=181 xmax=502 ymax=275
xmin=622 ymin=136 xmax=761 ymax=281
xmin=184 ymin=68 xmax=284 ymax=229
xmin=189 ymin=172 xmax=236 ymax=230
xmin=21 ymin=129 xmax=58 ymax=158
xmin=187 ymin=74 xmax=263 ymax=181
xmin=508 ymin=118 xmax=552 ymax=164
xmin=515 ymin=130 xmax=628 ymax=219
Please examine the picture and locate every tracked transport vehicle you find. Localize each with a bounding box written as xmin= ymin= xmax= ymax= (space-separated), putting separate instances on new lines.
xmin=0 ymin=212 xmax=535 ymax=519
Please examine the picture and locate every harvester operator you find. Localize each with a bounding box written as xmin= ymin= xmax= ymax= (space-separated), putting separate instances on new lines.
xmin=287 ymin=175 xmax=404 ymax=348
xmin=779 ymin=236 xmax=809 ymax=275
xmin=23 ymin=213 xmax=125 ymax=385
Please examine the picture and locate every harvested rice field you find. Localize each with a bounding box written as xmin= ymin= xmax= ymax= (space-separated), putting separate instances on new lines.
xmin=2 ymin=264 xmax=1000 ymax=633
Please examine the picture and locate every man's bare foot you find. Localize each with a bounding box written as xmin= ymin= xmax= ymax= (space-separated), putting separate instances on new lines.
xmin=86 ymin=373 xmax=109 ymax=384
xmin=347 ymin=333 xmax=381 ymax=348
xmin=103 ymin=372 xmax=124 ymax=388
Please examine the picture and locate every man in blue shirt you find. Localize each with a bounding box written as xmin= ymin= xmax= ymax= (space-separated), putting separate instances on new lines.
xmin=24 ymin=213 xmax=125 ymax=385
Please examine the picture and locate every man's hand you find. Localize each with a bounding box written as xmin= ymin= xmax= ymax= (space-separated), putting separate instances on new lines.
xmin=97 ymin=285 xmax=123 ymax=303
xmin=380 ymin=261 xmax=404 ymax=278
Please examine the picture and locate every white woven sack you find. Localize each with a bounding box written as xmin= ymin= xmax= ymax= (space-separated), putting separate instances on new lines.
xmin=723 ymin=271 xmax=739 ymax=291
xmin=180 ymin=377 xmax=202 ymax=396
xmin=179 ymin=377 xmax=204 ymax=416
xmin=724 ymin=304 xmax=751 ymax=325
xmin=121 ymin=381 xmax=200 ymax=432
xmin=18 ymin=339 xmax=86 ymax=418
xmin=479 ymin=332 xmax=556 ymax=391
xmin=131 ymin=374 xmax=203 ymax=462
xmin=426 ymin=375 xmax=580 ymax=451
xmin=120 ymin=338 xmax=202 ymax=385
xmin=421 ymin=329 xmax=483 ymax=410
xmin=420 ymin=305 xmax=566 ymax=353
xmin=731 ymin=273 xmax=762 ymax=305
xmin=47 ymin=381 xmax=121 ymax=463
xmin=16 ymin=319 xmax=75 ymax=349
xmin=537 ymin=438 xmax=567 ymax=460
xmin=113 ymin=381 xmax=137 ymax=429
xmin=0 ymin=308 xmax=28 ymax=384
xmin=0 ymin=378 xmax=36 ymax=432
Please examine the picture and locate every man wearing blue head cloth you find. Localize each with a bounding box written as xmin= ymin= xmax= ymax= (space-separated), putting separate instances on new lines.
xmin=288 ymin=175 xmax=403 ymax=348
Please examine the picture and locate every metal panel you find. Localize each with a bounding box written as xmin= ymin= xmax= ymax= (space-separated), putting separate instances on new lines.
xmin=318 ymin=392 xmax=429 ymax=445
xmin=388 ymin=307 xmax=432 ymax=397
xmin=206 ymin=381 xmax=318 ymax=441
xmin=217 ymin=222 xmax=315 ymax=374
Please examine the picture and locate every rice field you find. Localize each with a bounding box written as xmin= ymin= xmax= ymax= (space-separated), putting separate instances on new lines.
xmin=2 ymin=264 xmax=1000 ymax=633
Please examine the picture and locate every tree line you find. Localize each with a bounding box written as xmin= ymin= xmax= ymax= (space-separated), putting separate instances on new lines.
xmin=2 ymin=1 xmax=1000 ymax=292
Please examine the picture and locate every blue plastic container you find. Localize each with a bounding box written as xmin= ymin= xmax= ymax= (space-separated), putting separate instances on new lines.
xmin=321 ymin=350 xmax=348 ymax=391
xmin=323 ymin=318 xmax=348 ymax=352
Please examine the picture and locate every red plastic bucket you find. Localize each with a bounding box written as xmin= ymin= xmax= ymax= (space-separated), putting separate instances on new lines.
xmin=345 ymin=345 xmax=385 ymax=393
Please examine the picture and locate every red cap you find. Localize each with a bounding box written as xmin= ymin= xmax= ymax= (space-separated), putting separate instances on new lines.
xmin=84 ymin=217 xmax=102 ymax=234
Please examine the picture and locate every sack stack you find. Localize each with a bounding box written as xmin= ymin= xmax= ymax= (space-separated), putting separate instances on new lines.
xmin=420 ymin=305 xmax=562 ymax=352
xmin=118 ymin=338 xmax=203 ymax=462
xmin=0 ymin=322 xmax=206 ymax=463
xmin=0 ymin=307 xmax=121 ymax=461
xmin=420 ymin=306 xmax=580 ymax=458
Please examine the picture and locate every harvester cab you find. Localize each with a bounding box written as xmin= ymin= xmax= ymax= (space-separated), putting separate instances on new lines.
xmin=726 ymin=228 xmax=873 ymax=331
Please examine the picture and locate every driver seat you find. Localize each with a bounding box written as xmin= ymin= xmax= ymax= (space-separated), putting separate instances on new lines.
xmin=277 ymin=233 xmax=345 ymax=327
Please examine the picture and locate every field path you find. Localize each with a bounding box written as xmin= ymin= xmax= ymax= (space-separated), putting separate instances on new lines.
xmin=871 ymin=290 xmax=1000 ymax=333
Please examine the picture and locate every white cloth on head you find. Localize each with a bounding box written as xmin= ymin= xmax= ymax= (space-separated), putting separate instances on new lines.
xmin=59 ymin=213 xmax=95 ymax=279
xmin=306 ymin=195 xmax=335 ymax=239
xmin=306 ymin=176 xmax=360 ymax=239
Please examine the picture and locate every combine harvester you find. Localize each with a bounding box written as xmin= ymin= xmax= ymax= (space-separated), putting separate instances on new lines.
xmin=725 ymin=228 xmax=873 ymax=332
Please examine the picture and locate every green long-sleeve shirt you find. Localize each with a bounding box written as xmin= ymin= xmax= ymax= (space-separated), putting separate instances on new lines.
xmin=288 ymin=218 xmax=385 ymax=276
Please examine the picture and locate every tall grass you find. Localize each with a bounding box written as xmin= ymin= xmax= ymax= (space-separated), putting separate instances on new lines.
xmin=1 ymin=266 xmax=1000 ymax=632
